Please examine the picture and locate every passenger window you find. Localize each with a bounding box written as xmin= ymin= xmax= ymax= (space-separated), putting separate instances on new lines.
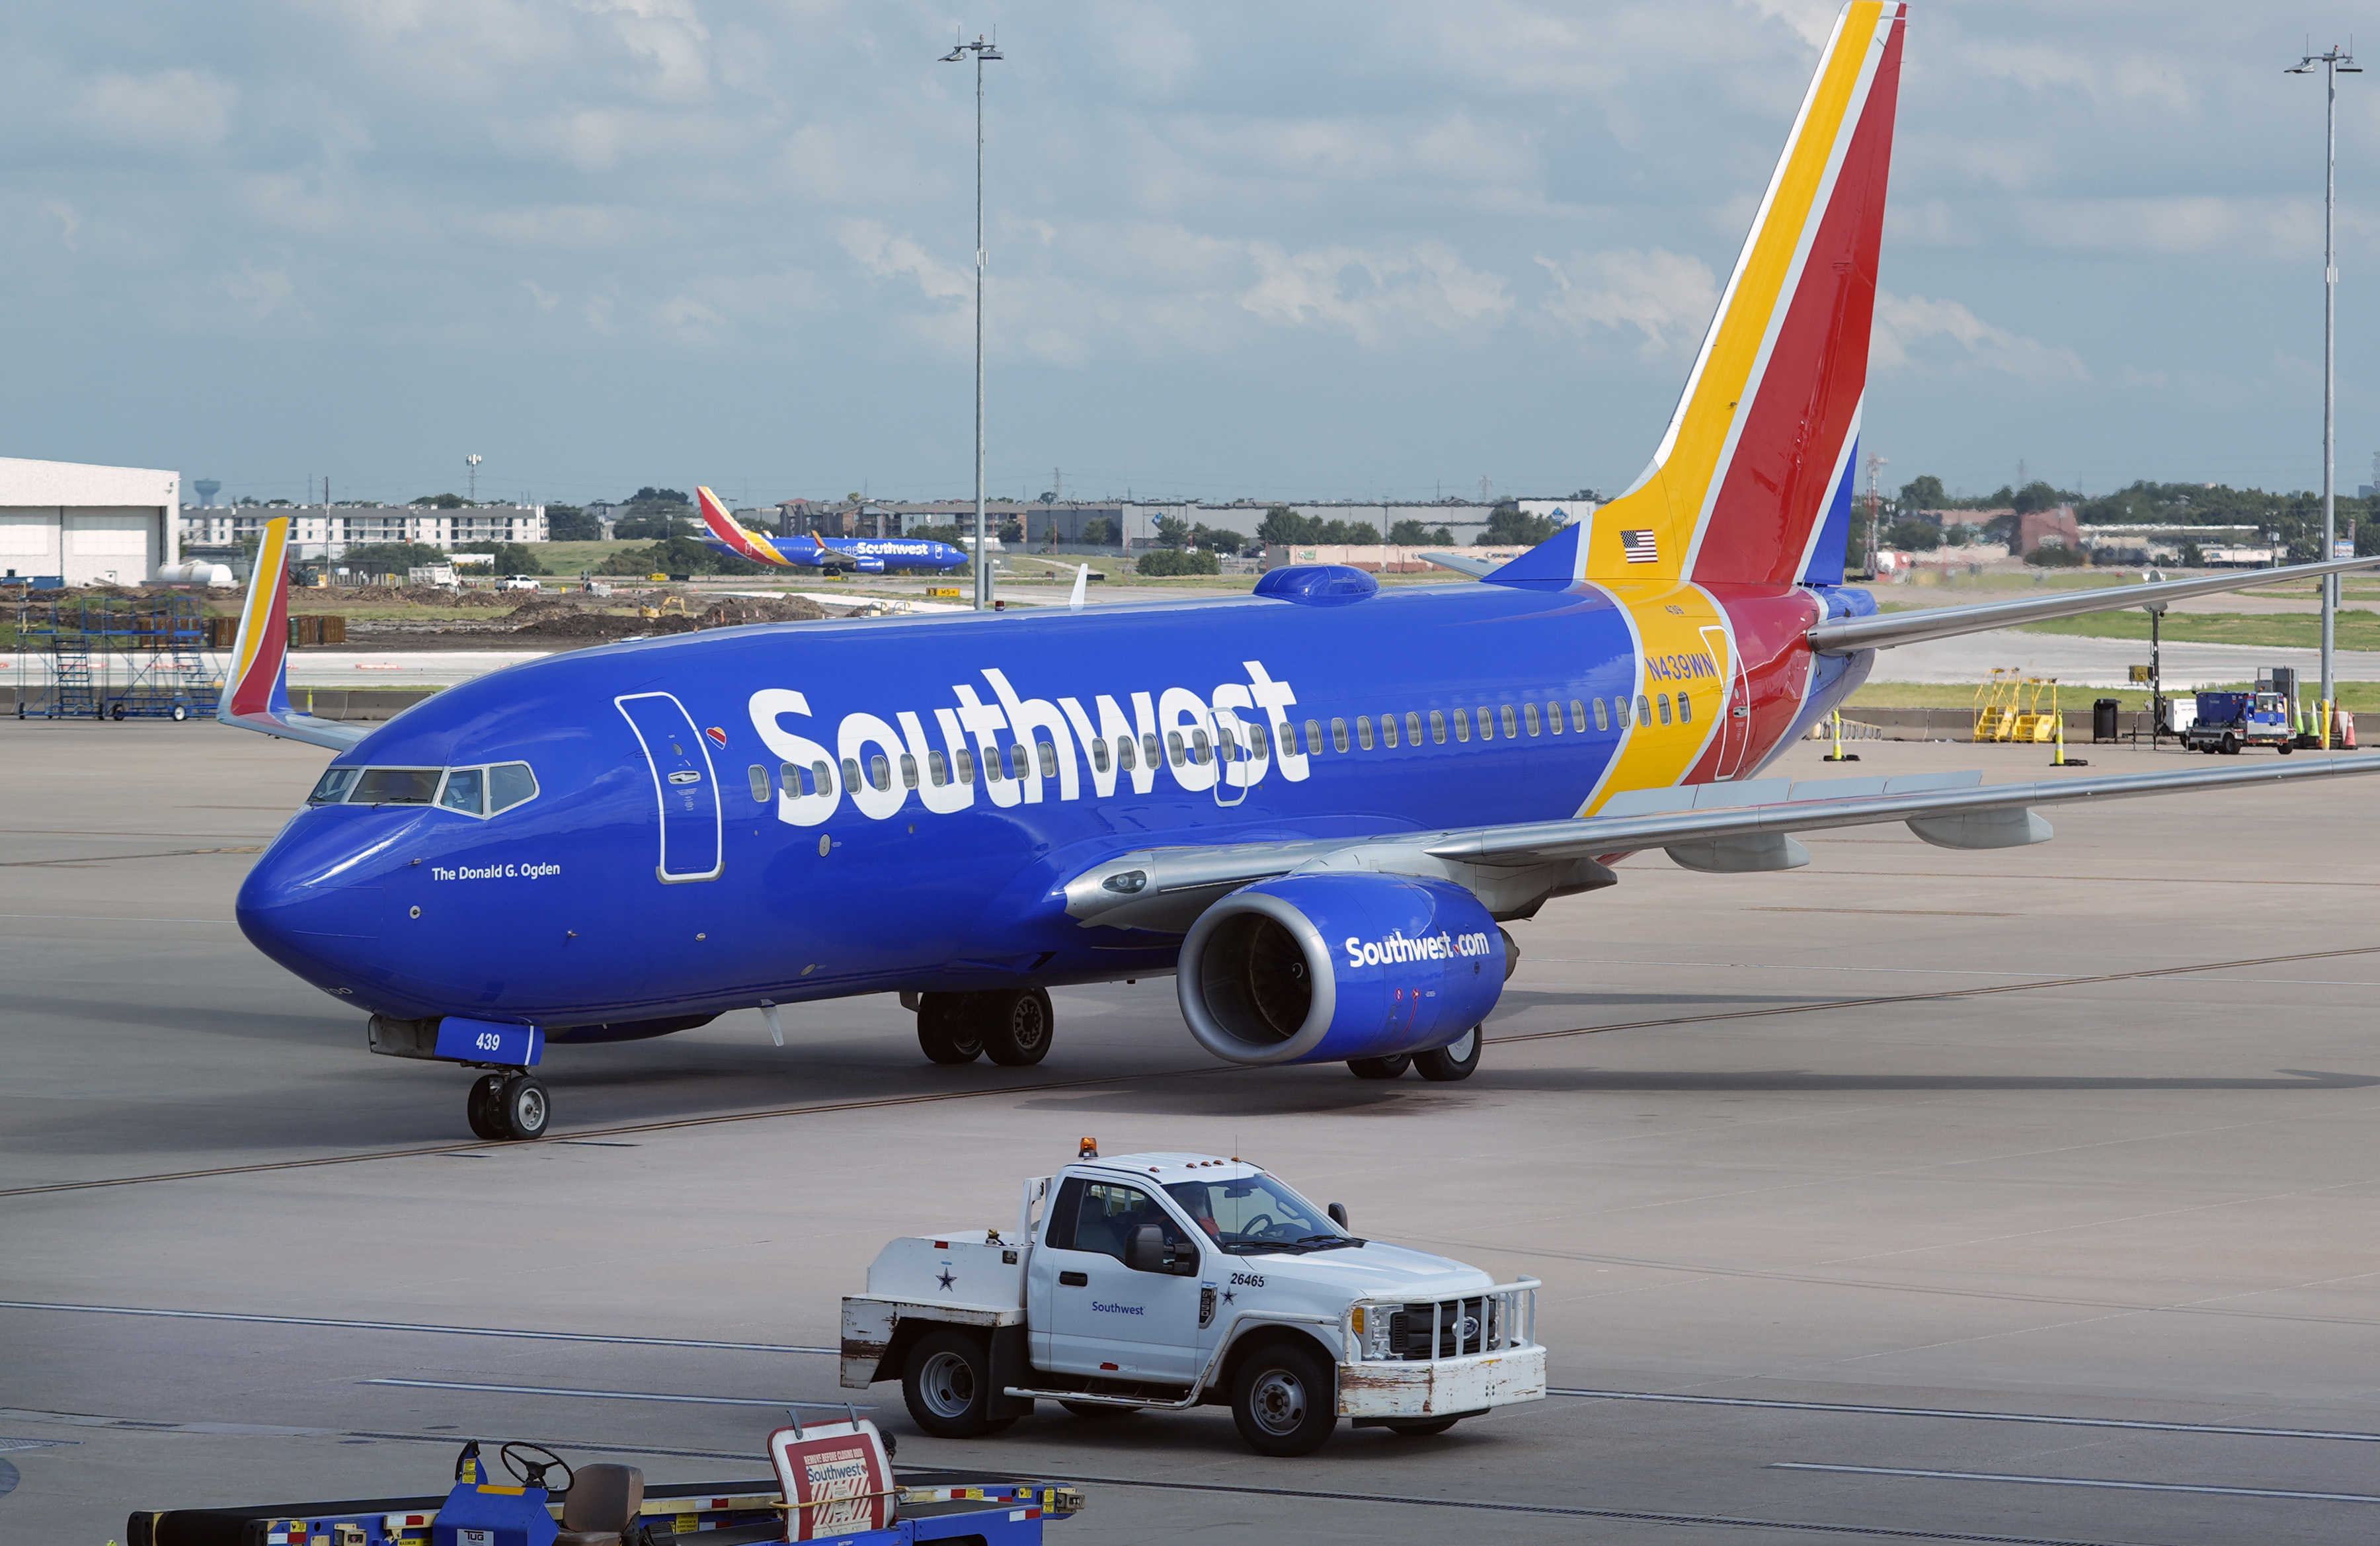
xmin=1356 ymin=716 xmax=1374 ymax=750
xmin=1502 ymin=705 xmax=1519 ymax=737
xmin=983 ymin=745 xmax=1004 ymax=782
xmin=354 ymin=768 xmax=441 ymax=805
xmin=1614 ymin=698 xmax=1630 ymax=729
xmin=1331 ymin=717 xmax=1349 ymax=753
xmin=1677 ymin=692 xmax=1692 ymax=724
xmin=1524 ymin=704 xmax=1542 ymax=736
xmin=1432 ymin=710 xmax=1449 ymax=744
xmin=900 ymin=753 xmax=920 ymax=790
xmin=813 ymin=759 xmax=834 ymax=795
xmin=1008 ymin=744 xmax=1027 ymax=779
xmin=1037 ymin=739 xmax=1058 ymax=777
xmin=1572 ymin=698 xmax=1589 ymax=733
xmin=1191 ymin=730 xmax=1212 ymax=765
xmin=308 ymin=767 xmax=360 ymax=804
xmin=1168 ymin=731 xmax=1187 ymax=766
xmin=843 ymin=756 xmax=864 ymax=792
xmin=1405 ymin=712 xmax=1423 ymax=745
xmin=439 ymin=767 xmax=485 ymax=815
xmin=1117 ymin=735 xmax=1136 ymax=772
xmin=746 ymin=764 xmax=770 ymax=803
xmin=869 ymin=753 xmax=892 ymax=791
xmin=780 ymin=760 xmax=801 ymax=796
xmin=1380 ymin=715 xmax=1399 ymax=749
xmin=1638 ymin=694 xmax=1653 ymax=725
xmin=1657 ymin=694 xmax=1672 ymax=725
xmin=1091 ymin=738 xmax=1111 ymax=774
xmin=1250 ymin=725 xmax=1269 ymax=759
xmin=1143 ymin=732 xmax=1162 ymax=768
xmin=928 ymin=750 xmax=949 ymax=786
xmin=1304 ymin=719 xmax=1322 ymax=755
xmin=954 ymin=749 xmax=974 ymax=786
xmin=1593 ymin=698 xmax=1609 ymax=732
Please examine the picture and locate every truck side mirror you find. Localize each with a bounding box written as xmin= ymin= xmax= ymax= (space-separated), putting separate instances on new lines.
xmin=1328 ymin=1202 xmax=1349 ymax=1230
xmin=1127 ymin=1222 xmax=1197 ymax=1275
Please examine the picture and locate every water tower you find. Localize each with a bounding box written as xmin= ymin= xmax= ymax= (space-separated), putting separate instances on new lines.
xmin=194 ymin=479 xmax=221 ymax=507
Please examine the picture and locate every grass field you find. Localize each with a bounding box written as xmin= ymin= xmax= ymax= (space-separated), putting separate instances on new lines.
xmin=1847 ymin=679 xmax=2380 ymax=712
xmin=2010 ymin=609 xmax=2380 ymax=649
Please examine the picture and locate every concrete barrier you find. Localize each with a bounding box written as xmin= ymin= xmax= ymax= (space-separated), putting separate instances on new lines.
xmin=3 ymin=686 xmax=441 ymax=721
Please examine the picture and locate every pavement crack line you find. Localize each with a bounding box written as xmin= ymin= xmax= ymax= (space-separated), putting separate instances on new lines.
xmin=8 ymin=943 xmax=2375 ymax=1200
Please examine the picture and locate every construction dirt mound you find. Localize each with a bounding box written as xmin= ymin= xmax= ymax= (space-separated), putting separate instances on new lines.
xmin=697 ymin=594 xmax=830 ymax=626
xmin=509 ymin=610 xmax=699 ymax=639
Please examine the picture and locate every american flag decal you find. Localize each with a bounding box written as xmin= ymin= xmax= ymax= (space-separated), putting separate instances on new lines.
xmin=1620 ymin=530 xmax=1658 ymax=564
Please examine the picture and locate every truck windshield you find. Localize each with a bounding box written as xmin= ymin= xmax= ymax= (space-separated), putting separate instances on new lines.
xmin=1164 ymin=1176 xmax=1353 ymax=1254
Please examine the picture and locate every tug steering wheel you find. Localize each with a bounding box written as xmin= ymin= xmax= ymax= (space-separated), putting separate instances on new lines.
xmin=500 ymin=1442 xmax=575 ymax=1494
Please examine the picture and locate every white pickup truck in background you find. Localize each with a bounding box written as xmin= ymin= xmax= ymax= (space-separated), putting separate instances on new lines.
xmin=841 ymin=1145 xmax=1543 ymax=1456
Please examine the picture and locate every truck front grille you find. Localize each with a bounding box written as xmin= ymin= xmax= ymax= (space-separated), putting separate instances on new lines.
xmin=1387 ymin=1296 xmax=1487 ymax=1360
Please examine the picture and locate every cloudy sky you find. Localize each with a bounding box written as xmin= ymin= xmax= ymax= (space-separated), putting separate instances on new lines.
xmin=3 ymin=0 xmax=2375 ymax=509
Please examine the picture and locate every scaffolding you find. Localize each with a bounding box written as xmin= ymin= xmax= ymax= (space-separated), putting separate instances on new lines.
xmin=9 ymin=593 xmax=220 ymax=721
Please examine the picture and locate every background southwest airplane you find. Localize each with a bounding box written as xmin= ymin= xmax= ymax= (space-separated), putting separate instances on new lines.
xmin=695 ymin=487 xmax=968 ymax=575
xmin=221 ymin=1 xmax=2380 ymax=1142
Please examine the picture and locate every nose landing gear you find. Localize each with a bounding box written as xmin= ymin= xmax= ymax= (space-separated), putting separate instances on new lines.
xmin=465 ymin=1070 xmax=551 ymax=1141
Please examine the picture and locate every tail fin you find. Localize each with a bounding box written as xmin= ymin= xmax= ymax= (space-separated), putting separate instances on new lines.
xmin=697 ymin=485 xmax=795 ymax=567
xmin=1495 ymin=1 xmax=1905 ymax=589
xmin=217 ymin=516 xmax=366 ymax=751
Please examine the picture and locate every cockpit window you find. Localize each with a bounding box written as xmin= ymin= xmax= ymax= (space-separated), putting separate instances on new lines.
xmin=313 ymin=762 xmax=538 ymax=818
xmin=487 ymin=762 xmax=538 ymax=813
xmin=351 ymin=768 xmax=442 ymax=805
xmin=438 ymin=767 xmax=485 ymax=815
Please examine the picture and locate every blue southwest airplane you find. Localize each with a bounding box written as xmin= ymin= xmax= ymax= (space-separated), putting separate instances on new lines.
xmin=695 ymin=489 xmax=969 ymax=575
xmin=221 ymin=1 xmax=2380 ymax=1142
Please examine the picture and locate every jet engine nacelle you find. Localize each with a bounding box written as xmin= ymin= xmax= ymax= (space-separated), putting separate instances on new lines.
xmin=1177 ymin=874 xmax=1504 ymax=1067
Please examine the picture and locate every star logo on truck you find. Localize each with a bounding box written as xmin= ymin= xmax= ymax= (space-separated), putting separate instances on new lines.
xmin=935 ymin=1266 xmax=957 ymax=1292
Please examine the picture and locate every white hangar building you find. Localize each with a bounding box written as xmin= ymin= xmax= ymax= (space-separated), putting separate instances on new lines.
xmin=0 ymin=456 xmax=181 ymax=586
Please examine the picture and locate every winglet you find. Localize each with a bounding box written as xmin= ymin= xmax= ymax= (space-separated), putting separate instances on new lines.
xmin=1068 ymin=563 xmax=1090 ymax=610
xmin=697 ymin=486 xmax=795 ymax=567
xmin=216 ymin=516 xmax=367 ymax=752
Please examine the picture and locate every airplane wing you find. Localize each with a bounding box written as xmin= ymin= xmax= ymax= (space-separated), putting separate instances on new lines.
xmin=1810 ymin=551 xmax=2380 ymax=653
xmin=1062 ymin=755 xmax=2380 ymax=931
xmin=1418 ymin=551 xmax=1498 ymax=578
xmin=216 ymin=516 xmax=370 ymax=753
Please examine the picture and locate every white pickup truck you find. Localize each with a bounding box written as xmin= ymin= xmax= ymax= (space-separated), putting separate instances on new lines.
xmin=840 ymin=1146 xmax=1543 ymax=1456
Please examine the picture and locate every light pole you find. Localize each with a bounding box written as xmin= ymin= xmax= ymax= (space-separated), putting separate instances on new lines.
xmin=941 ymin=34 xmax=1003 ymax=610
xmin=2287 ymin=43 xmax=2360 ymax=719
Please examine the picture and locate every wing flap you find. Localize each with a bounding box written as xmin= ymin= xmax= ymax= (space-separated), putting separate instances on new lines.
xmin=1809 ymin=551 xmax=2380 ymax=655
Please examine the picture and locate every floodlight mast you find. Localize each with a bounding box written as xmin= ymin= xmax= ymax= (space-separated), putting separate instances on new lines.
xmin=942 ymin=34 xmax=1004 ymax=611
xmin=2287 ymin=42 xmax=2360 ymax=715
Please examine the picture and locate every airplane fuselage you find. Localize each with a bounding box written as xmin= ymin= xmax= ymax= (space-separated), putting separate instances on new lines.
xmin=236 ymin=578 xmax=1876 ymax=1032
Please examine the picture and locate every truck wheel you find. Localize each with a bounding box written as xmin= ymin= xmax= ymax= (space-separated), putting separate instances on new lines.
xmin=1412 ymin=1026 xmax=1482 ymax=1083
xmin=2221 ymin=733 xmax=2239 ymax=755
xmin=916 ymin=994 xmax=984 ymax=1064
xmin=2279 ymin=741 xmax=2294 ymax=754
xmin=1231 ymin=1340 xmax=1337 ymax=1457
xmin=1347 ymin=1055 xmax=1410 ymax=1080
xmin=902 ymin=1328 xmax=1013 ymax=1439
xmin=1383 ymin=1416 xmax=1461 ymax=1437
xmin=980 ymin=988 xmax=1054 ymax=1067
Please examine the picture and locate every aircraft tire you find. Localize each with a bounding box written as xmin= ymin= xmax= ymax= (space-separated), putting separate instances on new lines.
xmin=917 ymin=995 xmax=984 ymax=1064
xmin=981 ymin=989 xmax=1054 ymax=1067
xmin=465 ymin=1074 xmax=506 ymax=1141
xmin=495 ymin=1074 xmax=551 ymax=1141
xmin=1412 ymin=1026 xmax=1483 ymax=1083
xmin=1347 ymin=1055 xmax=1410 ymax=1080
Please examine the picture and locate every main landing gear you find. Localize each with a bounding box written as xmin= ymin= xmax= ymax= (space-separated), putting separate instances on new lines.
xmin=916 ymin=989 xmax=1055 ymax=1067
xmin=465 ymin=1070 xmax=551 ymax=1141
xmin=1347 ymin=1024 xmax=1484 ymax=1084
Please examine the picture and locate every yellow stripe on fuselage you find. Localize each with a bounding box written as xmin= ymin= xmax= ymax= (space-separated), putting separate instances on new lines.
xmin=1579 ymin=585 xmax=1731 ymax=816
xmin=1581 ymin=1 xmax=1880 ymax=579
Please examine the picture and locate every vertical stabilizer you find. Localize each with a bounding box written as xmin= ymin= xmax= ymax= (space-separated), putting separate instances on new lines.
xmin=698 ymin=485 xmax=795 ymax=567
xmin=215 ymin=515 xmax=367 ymax=751
xmin=1495 ymin=1 xmax=1905 ymax=589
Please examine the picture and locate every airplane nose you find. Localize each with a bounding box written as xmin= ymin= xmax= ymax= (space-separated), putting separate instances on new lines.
xmin=235 ymin=815 xmax=401 ymax=1002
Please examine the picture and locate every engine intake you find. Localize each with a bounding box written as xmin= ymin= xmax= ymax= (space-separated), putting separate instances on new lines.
xmin=1177 ymin=874 xmax=1504 ymax=1066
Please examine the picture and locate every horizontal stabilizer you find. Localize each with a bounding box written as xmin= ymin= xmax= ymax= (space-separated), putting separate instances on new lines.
xmin=1419 ymin=551 xmax=1497 ymax=579
xmin=1809 ymin=551 xmax=2380 ymax=655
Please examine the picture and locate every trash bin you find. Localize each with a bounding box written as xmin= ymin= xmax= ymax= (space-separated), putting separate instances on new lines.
xmin=2093 ymin=698 xmax=2120 ymax=743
